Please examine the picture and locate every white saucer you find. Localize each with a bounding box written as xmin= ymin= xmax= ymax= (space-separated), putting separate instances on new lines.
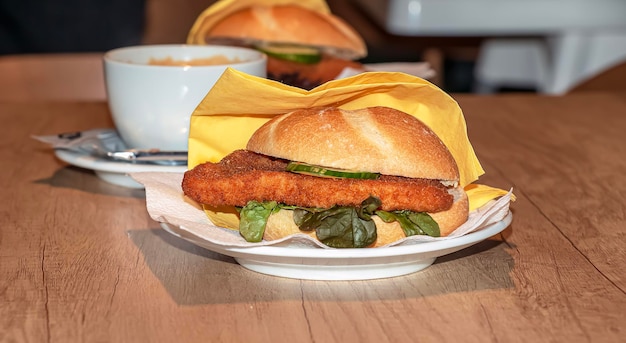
xmin=55 ymin=149 xmax=187 ymax=189
xmin=160 ymin=211 xmax=512 ymax=281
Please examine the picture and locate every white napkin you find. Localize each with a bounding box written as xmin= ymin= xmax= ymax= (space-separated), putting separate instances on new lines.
xmin=133 ymin=172 xmax=512 ymax=249
xmin=33 ymin=129 xmax=127 ymax=154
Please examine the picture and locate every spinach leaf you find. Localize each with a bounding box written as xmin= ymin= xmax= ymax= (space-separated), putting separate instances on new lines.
xmin=357 ymin=196 xmax=382 ymax=221
xmin=238 ymin=196 xmax=440 ymax=247
xmin=376 ymin=210 xmax=440 ymax=237
xmin=239 ymin=201 xmax=278 ymax=242
xmin=407 ymin=212 xmax=440 ymax=237
xmin=293 ymin=197 xmax=380 ymax=248
xmin=318 ymin=209 xmax=377 ymax=248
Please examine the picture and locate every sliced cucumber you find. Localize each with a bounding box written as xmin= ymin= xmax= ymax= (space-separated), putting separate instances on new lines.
xmin=257 ymin=44 xmax=322 ymax=64
xmin=286 ymin=162 xmax=380 ymax=179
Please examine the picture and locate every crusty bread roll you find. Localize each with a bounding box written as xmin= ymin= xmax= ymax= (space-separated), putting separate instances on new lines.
xmin=245 ymin=106 xmax=468 ymax=246
xmin=206 ymin=5 xmax=367 ymax=60
xmin=247 ymin=106 xmax=460 ymax=182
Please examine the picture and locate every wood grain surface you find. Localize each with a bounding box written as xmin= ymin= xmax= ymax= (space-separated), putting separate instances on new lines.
xmin=0 ymin=55 xmax=106 ymax=102
xmin=1 ymin=93 xmax=625 ymax=342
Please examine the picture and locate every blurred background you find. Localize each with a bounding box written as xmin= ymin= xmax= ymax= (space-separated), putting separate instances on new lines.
xmin=2 ymin=0 xmax=626 ymax=94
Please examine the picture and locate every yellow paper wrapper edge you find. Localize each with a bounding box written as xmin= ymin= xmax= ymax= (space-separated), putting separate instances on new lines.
xmin=189 ymin=68 xmax=485 ymax=187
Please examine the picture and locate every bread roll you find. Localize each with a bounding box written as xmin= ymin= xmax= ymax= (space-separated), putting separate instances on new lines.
xmin=207 ymin=5 xmax=367 ymax=60
xmin=247 ymin=106 xmax=460 ymax=182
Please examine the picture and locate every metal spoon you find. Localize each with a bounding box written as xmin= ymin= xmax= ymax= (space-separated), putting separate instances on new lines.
xmin=104 ymin=149 xmax=187 ymax=165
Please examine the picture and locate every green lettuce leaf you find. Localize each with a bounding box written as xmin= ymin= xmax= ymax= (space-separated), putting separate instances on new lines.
xmin=237 ymin=196 xmax=440 ymax=247
xmin=293 ymin=197 xmax=380 ymax=248
xmin=239 ymin=201 xmax=278 ymax=242
xmin=376 ymin=210 xmax=440 ymax=237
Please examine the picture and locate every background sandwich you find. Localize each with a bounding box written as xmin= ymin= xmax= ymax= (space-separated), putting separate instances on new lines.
xmin=187 ymin=1 xmax=367 ymax=89
xmin=182 ymin=106 xmax=469 ymax=248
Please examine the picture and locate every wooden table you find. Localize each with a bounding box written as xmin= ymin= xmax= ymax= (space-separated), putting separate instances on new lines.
xmin=0 ymin=54 xmax=106 ymax=102
xmin=1 ymin=92 xmax=625 ymax=342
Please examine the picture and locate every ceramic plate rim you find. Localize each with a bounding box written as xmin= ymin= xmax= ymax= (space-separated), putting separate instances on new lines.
xmin=55 ymin=149 xmax=187 ymax=173
xmin=161 ymin=211 xmax=512 ymax=260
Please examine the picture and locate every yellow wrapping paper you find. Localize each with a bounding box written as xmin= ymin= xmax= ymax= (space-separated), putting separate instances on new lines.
xmin=188 ymin=68 xmax=512 ymax=215
xmin=187 ymin=0 xmax=331 ymax=44
xmin=189 ymin=69 xmax=481 ymax=182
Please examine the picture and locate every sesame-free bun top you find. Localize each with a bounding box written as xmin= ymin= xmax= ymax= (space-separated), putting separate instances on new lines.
xmin=206 ymin=4 xmax=367 ymax=60
xmin=246 ymin=106 xmax=460 ymax=182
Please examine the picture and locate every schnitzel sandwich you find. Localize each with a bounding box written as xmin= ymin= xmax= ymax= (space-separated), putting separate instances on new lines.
xmin=182 ymin=106 xmax=469 ymax=248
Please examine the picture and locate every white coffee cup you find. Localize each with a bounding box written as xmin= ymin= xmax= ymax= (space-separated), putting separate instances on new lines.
xmin=103 ymin=44 xmax=266 ymax=151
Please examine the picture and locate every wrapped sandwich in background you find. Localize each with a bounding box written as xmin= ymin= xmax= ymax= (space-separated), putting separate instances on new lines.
xmin=187 ymin=0 xmax=367 ymax=89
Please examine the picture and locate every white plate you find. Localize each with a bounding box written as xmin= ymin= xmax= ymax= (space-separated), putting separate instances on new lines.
xmin=55 ymin=149 xmax=187 ymax=188
xmin=160 ymin=211 xmax=512 ymax=280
